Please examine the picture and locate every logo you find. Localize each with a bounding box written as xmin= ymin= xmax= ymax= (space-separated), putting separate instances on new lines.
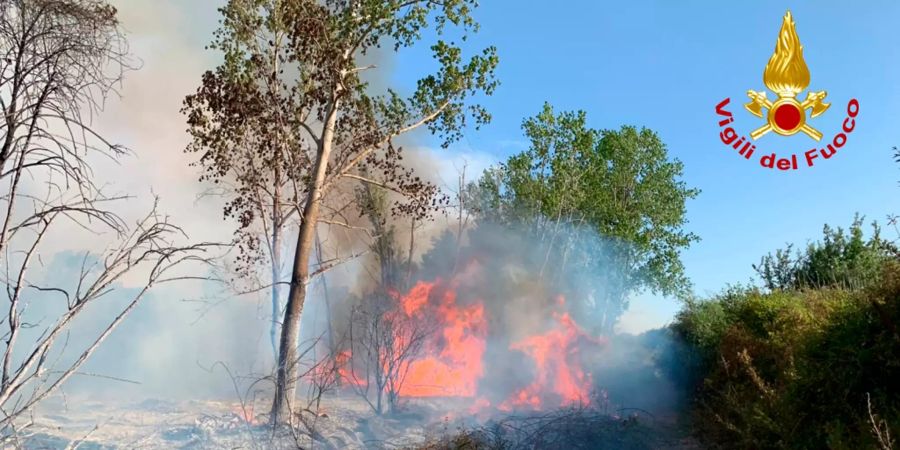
xmin=745 ymin=11 xmax=829 ymax=141
xmin=714 ymin=11 xmax=859 ymax=171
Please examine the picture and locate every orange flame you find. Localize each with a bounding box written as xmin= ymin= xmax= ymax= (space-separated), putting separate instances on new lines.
xmin=336 ymin=278 xmax=607 ymax=413
xmin=335 ymin=350 xmax=354 ymax=384
xmin=399 ymin=281 xmax=487 ymax=397
xmin=500 ymin=296 xmax=606 ymax=411
xmin=231 ymin=404 xmax=259 ymax=424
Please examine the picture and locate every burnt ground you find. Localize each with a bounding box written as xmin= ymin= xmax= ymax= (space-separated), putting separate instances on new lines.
xmin=16 ymin=394 xmax=702 ymax=449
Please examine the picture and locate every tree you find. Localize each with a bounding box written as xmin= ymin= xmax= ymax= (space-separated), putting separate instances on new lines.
xmin=0 ymin=0 xmax=211 ymax=434
xmin=185 ymin=0 xmax=498 ymax=423
xmin=469 ymin=103 xmax=699 ymax=332
xmin=183 ymin=0 xmax=306 ymax=360
xmin=754 ymin=215 xmax=892 ymax=291
xmin=346 ymin=292 xmax=430 ymax=415
xmin=343 ymin=183 xmax=431 ymax=415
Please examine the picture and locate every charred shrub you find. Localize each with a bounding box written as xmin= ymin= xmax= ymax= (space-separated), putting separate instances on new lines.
xmin=415 ymin=406 xmax=663 ymax=450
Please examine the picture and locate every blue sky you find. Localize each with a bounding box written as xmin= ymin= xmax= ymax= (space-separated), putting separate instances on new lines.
xmin=97 ymin=0 xmax=900 ymax=333
xmin=388 ymin=1 xmax=900 ymax=327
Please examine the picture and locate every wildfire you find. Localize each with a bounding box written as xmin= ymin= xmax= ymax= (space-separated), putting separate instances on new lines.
xmin=398 ymin=280 xmax=487 ymax=397
xmin=335 ymin=350 xmax=353 ymax=384
xmin=338 ymin=278 xmax=607 ymax=412
xmin=500 ymin=296 xmax=606 ymax=411
xmin=230 ymin=403 xmax=259 ymax=425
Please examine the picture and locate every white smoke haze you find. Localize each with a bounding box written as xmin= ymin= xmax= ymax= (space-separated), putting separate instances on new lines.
xmin=10 ymin=1 xmax=688 ymax=448
xmin=71 ymin=0 xmax=671 ymax=389
xmin=11 ymin=0 xmax=269 ymax=405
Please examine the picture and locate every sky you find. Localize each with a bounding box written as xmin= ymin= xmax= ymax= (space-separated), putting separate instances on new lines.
xmin=387 ymin=1 xmax=900 ymax=330
xmin=87 ymin=0 xmax=900 ymax=338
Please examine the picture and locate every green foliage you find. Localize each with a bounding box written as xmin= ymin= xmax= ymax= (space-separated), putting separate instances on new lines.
xmin=674 ymin=262 xmax=900 ymax=449
xmin=187 ymin=0 xmax=500 ymax=421
xmin=466 ymin=103 xmax=698 ymax=332
xmin=184 ymin=0 xmax=500 ymax=228
xmin=754 ymin=215 xmax=892 ymax=291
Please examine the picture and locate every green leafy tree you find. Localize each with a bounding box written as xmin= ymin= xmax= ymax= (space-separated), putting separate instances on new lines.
xmin=469 ymin=103 xmax=699 ymax=332
xmin=754 ymin=215 xmax=893 ymax=291
xmin=185 ymin=0 xmax=498 ymax=423
xmin=182 ymin=0 xmax=307 ymax=362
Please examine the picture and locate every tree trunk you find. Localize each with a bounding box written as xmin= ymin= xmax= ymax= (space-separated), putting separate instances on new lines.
xmin=269 ymin=218 xmax=282 ymax=360
xmin=376 ymin=384 xmax=383 ymax=415
xmin=315 ymin=231 xmax=337 ymax=381
xmin=268 ymin=28 xmax=284 ymax=362
xmin=270 ymin=100 xmax=339 ymax=424
xmin=406 ymin=216 xmax=415 ymax=288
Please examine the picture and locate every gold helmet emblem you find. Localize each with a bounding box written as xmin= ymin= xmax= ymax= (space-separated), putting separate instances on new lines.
xmin=744 ymin=11 xmax=830 ymax=141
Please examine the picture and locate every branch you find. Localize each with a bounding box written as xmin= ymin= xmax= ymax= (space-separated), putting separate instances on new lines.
xmin=325 ymin=100 xmax=451 ymax=191
xmin=341 ymin=173 xmax=406 ymax=196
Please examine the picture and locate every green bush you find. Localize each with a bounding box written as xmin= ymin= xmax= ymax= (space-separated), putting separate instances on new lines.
xmin=673 ymin=262 xmax=900 ymax=449
xmin=754 ymin=216 xmax=893 ymax=291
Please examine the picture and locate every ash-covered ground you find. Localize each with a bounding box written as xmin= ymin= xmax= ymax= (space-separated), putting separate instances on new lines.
xmin=24 ymin=391 xmax=523 ymax=449
xmin=25 ymin=393 xmax=429 ymax=449
xmin=20 ymin=392 xmax=699 ymax=450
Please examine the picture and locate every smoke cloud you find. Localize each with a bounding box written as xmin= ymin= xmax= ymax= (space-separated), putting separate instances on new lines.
xmin=19 ymin=1 xmax=679 ymax=422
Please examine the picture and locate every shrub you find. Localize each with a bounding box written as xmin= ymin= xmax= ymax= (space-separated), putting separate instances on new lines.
xmin=673 ymin=262 xmax=900 ymax=449
xmin=754 ymin=216 xmax=892 ymax=291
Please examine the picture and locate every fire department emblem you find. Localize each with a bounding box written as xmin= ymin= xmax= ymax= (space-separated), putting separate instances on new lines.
xmin=744 ymin=11 xmax=830 ymax=141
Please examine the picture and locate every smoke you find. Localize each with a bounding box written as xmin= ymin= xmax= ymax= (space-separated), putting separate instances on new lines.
xmin=5 ymin=0 xmax=275 ymax=405
xmin=321 ymin=218 xmax=687 ymax=420
xmin=11 ymin=2 xmax=686 ymax=430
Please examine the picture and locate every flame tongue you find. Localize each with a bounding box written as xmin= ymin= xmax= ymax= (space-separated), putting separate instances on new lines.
xmin=336 ymin=275 xmax=607 ymax=412
xmin=763 ymin=11 xmax=810 ymax=97
xmin=499 ymin=299 xmax=604 ymax=411
xmin=400 ymin=283 xmax=487 ymax=397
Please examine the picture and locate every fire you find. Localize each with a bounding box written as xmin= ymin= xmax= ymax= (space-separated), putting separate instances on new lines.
xmin=337 ymin=277 xmax=607 ymax=412
xmin=335 ymin=350 xmax=353 ymax=384
xmin=230 ymin=403 xmax=259 ymax=424
xmin=398 ymin=280 xmax=487 ymax=397
xmin=500 ymin=296 xmax=606 ymax=411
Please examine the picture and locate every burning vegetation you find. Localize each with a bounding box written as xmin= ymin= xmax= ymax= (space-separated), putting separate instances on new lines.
xmin=338 ymin=272 xmax=608 ymax=416
xmin=3 ymin=1 xmax=898 ymax=448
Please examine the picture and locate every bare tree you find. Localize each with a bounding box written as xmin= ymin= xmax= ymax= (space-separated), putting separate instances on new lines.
xmin=289 ymin=336 xmax=344 ymax=448
xmin=184 ymin=0 xmax=498 ymax=423
xmin=1 ymin=0 xmax=128 ymax=237
xmin=343 ymin=184 xmax=431 ymax=415
xmin=868 ymin=393 xmax=895 ymax=450
xmin=448 ymin=162 xmax=473 ymax=275
xmin=0 ymin=0 xmax=213 ymax=437
xmin=346 ymin=291 xmax=429 ymax=415
xmin=1 ymin=203 xmax=214 ymax=433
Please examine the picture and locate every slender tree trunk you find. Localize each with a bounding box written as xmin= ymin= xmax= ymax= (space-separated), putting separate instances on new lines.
xmin=268 ymin=34 xmax=284 ymax=362
xmin=315 ymin=231 xmax=337 ymax=379
xmin=269 ymin=217 xmax=282 ymax=360
xmin=406 ymin=216 xmax=415 ymax=288
xmin=271 ymin=99 xmax=339 ymax=423
xmin=452 ymin=167 xmax=465 ymax=274
xmin=376 ymin=384 xmax=383 ymax=415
